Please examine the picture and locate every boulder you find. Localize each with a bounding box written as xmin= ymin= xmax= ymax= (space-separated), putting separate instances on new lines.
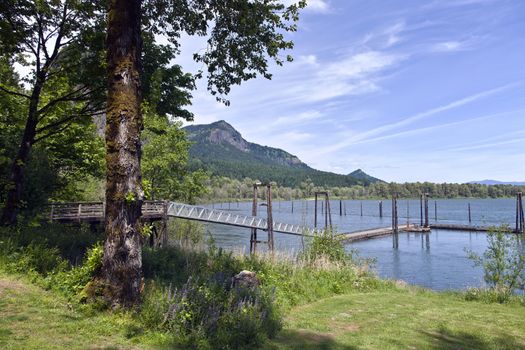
xmin=232 ymin=270 xmax=260 ymax=289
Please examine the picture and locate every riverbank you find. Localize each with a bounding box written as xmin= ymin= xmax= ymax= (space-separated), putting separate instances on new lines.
xmin=1 ymin=223 xmax=524 ymax=349
xmin=2 ymin=271 xmax=524 ymax=349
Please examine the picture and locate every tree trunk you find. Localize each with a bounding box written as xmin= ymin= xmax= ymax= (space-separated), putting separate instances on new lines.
xmin=1 ymin=78 xmax=44 ymax=226
xmin=96 ymin=0 xmax=144 ymax=308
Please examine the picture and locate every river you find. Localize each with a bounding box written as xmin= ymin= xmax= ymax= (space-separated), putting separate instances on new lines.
xmin=193 ymin=198 xmax=522 ymax=291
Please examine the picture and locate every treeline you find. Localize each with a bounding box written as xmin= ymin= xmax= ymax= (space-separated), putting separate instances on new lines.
xmin=198 ymin=177 xmax=525 ymax=202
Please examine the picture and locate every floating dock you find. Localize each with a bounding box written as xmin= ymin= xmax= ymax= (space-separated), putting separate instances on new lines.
xmin=338 ymin=224 xmax=421 ymax=242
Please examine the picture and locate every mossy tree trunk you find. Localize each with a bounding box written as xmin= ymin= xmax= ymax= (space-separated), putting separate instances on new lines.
xmin=97 ymin=0 xmax=144 ymax=308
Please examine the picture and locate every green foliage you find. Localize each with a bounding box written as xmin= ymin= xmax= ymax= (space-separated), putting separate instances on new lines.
xmin=199 ymin=176 xmax=525 ymax=202
xmin=47 ymin=243 xmax=103 ymax=296
xmin=466 ymin=226 xmax=525 ymax=300
xmin=142 ymin=106 xmax=208 ymax=203
xmin=301 ymin=229 xmax=349 ymax=264
xmin=169 ymin=218 xmax=208 ymax=245
xmin=140 ymin=278 xmax=281 ymax=349
xmin=464 ymin=287 xmax=525 ymax=305
xmin=0 ymin=223 xmax=103 ymax=298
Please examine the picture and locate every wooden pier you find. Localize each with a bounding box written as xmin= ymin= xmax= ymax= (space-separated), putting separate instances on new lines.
xmin=429 ymin=223 xmax=522 ymax=233
xmin=338 ymin=224 xmax=420 ymax=243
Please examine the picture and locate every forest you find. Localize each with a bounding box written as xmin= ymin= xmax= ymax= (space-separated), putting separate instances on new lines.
xmin=199 ymin=176 xmax=525 ymax=202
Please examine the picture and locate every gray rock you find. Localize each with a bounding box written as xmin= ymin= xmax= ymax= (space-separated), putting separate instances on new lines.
xmin=232 ymin=270 xmax=260 ymax=289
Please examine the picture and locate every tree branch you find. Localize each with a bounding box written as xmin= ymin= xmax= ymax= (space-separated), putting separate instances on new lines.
xmin=0 ymin=85 xmax=31 ymax=99
xmin=36 ymin=14 xmax=50 ymax=61
xmin=35 ymin=113 xmax=78 ymax=135
xmin=36 ymin=85 xmax=94 ymax=116
xmin=33 ymin=119 xmax=75 ymax=144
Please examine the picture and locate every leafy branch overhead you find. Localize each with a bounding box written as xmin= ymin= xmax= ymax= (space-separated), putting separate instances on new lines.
xmin=143 ymin=0 xmax=306 ymax=104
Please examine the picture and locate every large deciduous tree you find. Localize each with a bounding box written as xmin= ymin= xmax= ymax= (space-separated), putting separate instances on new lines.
xmin=96 ymin=0 xmax=144 ymax=308
xmin=0 ymin=0 xmax=105 ymax=225
xmin=97 ymin=0 xmax=306 ymax=307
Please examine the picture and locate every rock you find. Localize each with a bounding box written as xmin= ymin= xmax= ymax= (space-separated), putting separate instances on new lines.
xmin=232 ymin=270 xmax=260 ymax=289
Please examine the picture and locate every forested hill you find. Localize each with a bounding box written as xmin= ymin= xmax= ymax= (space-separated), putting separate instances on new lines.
xmin=184 ymin=120 xmax=382 ymax=187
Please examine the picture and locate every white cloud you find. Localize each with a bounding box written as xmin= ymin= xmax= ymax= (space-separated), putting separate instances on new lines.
xmin=361 ymin=21 xmax=407 ymax=49
xmin=297 ymin=54 xmax=319 ymax=66
xmin=323 ymin=51 xmax=402 ymax=78
xmin=429 ymin=40 xmax=476 ymax=53
xmin=283 ymin=0 xmax=330 ymax=13
xmin=309 ymin=82 xmax=521 ymax=156
xmin=274 ymin=110 xmax=323 ymax=126
xmin=305 ymin=0 xmax=330 ymax=13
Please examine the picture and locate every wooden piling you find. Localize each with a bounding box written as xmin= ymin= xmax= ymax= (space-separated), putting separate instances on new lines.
xmin=420 ymin=194 xmax=423 ymax=226
xmin=392 ymin=195 xmax=399 ymax=249
xmin=424 ymin=194 xmax=429 ymax=228
xmin=406 ymin=200 xmax=410 ymax=227
xmin=267 ymin=184 xmax=274 ymax=252
xmin=379 ymin=201 xmax=383 ymax=218
xmin=314 ymin=193 xmax=318 ymax=228
xmin=360 ymin=201 xmax=363 ymax=217
xmin=516 ymin=192 xmax=524 ymax=234
xmin=326 ymin=198 xmax=332 ymax=231
xmin=520 ymin=192 xmax=524 ymax=234
xmin=519 ymin=192 xmax=525 ymax=233
xmin=339 ymin=199 xmax=343 ymax=216
xmin=434 ymin=201 xmax=437 ymax=221
xmin=161 ymin=200 xmax=168 ymax=247
xmin=250 ymin=185 xmax=258 ymax=254
xmin=468 ymin=203 xmax=472 ymax=225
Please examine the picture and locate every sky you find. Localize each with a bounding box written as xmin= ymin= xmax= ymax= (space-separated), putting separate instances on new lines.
xmin=177 ymin=0 xmax=525 ymax=183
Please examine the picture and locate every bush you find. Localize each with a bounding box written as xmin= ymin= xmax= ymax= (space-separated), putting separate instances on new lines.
xmin=46 ymin=243 xmax=103 ymax=296
xmin=466 ymin=225 xmax=525 ymax=298
xmin=0 ymin=222 xmax=103 ymax=299
xmin=301 ymin=229 xmax=353 ymax=264
xmin=140 ymin=276 xmax=281 ymax=349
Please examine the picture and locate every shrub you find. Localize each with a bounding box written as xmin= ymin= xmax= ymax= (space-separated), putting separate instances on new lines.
xmin=140 ymin=277 xmax=281 ymax=349
xmin=0 ymin=223 xmax=103 ymax=299
xmin=301 ymin=229 xmax=352 ymax=264
xmin=46 ymin=243 xmax=103 ymax=296
xmin=464 ymin=287 xmax=514 ymax=304
xmin=466 ymin=225 xmax=525 ymax=299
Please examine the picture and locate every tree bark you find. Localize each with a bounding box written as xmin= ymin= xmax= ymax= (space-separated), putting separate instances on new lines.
xmin=96 ymin=0 xmax=144 ymax=308
xmin=1 ymin=76 xmax=44 ymax=226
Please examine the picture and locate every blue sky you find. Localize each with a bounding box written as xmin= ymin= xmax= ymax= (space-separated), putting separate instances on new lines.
xmin=179 ymin=0 xmax=525 ymax=183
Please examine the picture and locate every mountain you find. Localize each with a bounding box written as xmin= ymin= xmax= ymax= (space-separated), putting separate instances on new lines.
xmin=348 ymin=169 xmax=381 ymax=183
xmin=468 ymin=180 xmax=525 ymax=186
xmin=183 ymin=120 xmax=381 ymax=187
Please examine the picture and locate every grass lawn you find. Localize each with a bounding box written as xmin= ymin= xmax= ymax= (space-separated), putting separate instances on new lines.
xmin=0 ymin=272 xmax=150 ymax=350
xmin=270 ymin=289 xmax=525 ymax=350
xmin=2 ymin=272 xmax=524 ymax=349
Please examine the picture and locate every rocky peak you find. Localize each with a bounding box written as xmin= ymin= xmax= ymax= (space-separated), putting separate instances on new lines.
xmin=207 ymin=120 xmax=249 ymax=152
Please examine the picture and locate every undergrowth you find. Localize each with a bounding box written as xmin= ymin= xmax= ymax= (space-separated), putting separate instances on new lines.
xmin=2 ymin=221 xmax=524 ymax=349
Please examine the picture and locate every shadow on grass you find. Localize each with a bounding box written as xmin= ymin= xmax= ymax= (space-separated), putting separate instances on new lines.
xmin=268 ymin=329 xmax=357 ymax=350
xmin=421 ymin=326 xmax=525 ymax=350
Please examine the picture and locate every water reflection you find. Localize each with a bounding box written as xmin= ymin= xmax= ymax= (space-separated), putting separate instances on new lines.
xmin=198 ymin=199 xmax=519 ymax=291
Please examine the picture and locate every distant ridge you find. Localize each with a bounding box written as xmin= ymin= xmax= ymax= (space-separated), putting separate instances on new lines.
xmin=183 ymin=120 xmax=382 ymax=187
xmin=468 ymin=180 xmax=525 ymax=186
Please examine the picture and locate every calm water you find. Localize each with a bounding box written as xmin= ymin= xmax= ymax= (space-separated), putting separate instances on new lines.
xmin=193 ymin=198 xmax=522 ymax=291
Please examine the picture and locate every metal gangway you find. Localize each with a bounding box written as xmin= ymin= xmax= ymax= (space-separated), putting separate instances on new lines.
xmin=168 ymin=202 xmax=317 ymax=236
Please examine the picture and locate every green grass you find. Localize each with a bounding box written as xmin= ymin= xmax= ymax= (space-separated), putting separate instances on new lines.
xmin=0 ymin=271 xmax=148 ymax=350
xmin=2 ymin=223 xmax=524 ymax=349
xmin=2 ymin=270 xmax=524 ymax=349
xmin=270 ymin=289 xmax=525 ymax=350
